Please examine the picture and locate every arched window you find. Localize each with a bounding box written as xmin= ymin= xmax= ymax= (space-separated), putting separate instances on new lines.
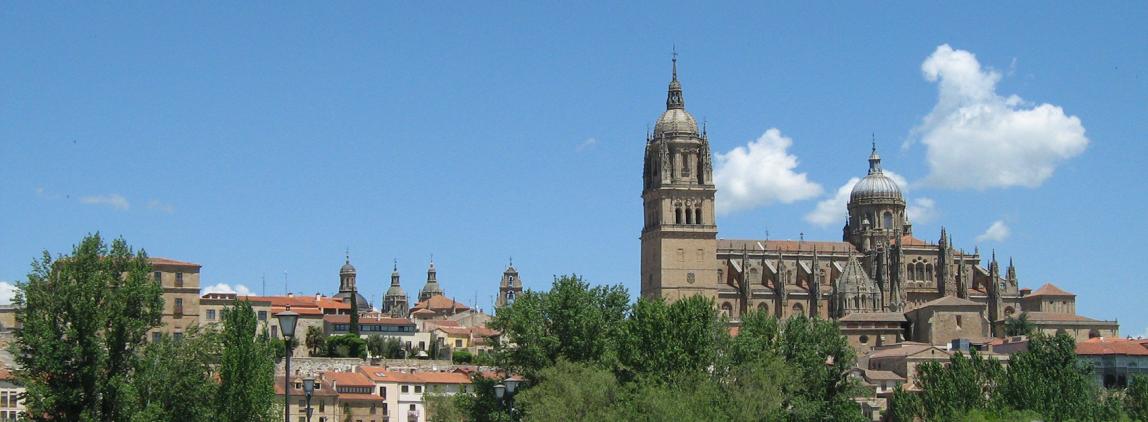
xmin=675 ymin=208 xmax=683 ymax=224
xmin=915 ymin=262 xmax=926 ymax=281
xmin=757 ymin=302 xmax=769 ymax=314
xmin=925 ymin=264 xmax=933 ymax=281
xmin=695 ymin=208 xmax=703 ymax=225
xmin=792 ymin=302 xmax=804 ymax=316
xmin=749 ymin=268 xmax=759 ymax=283
xmin=1089 ymin=329 xmax=1101 ymax=339
xmin=685 ymin=208 xmax=693 ymax=224
xmin=883 ymin=211 xmax=893 ymax=229
xmin=720 ymin=302 xmax=733 ymax=318
xmin=1004 ymin=306 xmax=1015 ymax=317
xmin=859 ymin=335 xmax=869 ymax=345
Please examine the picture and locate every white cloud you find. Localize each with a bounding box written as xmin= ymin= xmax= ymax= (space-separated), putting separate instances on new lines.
xmin=79 ymin=193 xmax=130 ymax=210
xmin=975 ymin=220 xmax=1011 ymax=243
xmin=907 ymin=197 xmax=939 ymax=225
xmin=147 ymin=199 xmax=176 ymax=213
xmin=202 ymin=283 xmax=256 ymax=297
xmin=912 ymin=44 xmax=1088 ymax=189
xmin=0 ymin=282 xmax=17 ymax=305
xmin=715 ymin=128 xmax=823 ymax=214
xmin=576 ymin=137 xmax=598 ymax=152
xmin=803 ymin=170 xmax=938 ymax=227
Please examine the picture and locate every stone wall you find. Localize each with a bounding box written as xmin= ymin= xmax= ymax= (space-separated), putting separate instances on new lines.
xmin=277 ymin=357 xmax=456 ymax=376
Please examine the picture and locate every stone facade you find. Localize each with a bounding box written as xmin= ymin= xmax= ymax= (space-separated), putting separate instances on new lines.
xmin=639 ymin=57 xmax=1117 ymax=346
xmin=147 ymin=257 xmax=202 ymax=341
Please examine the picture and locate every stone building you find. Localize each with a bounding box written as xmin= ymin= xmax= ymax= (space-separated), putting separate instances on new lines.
xmin=418 ymin=260 xmax=445 ymax=303
xmin=496 ymin=261 xmax=523 ymax=307
xmin=333 ymin=254 xmax=371 ymax=310
xmin=639 ymin=56 xmax=1118 ymax=345
xmin=147 ymin=257 xmax=202 ymax=341
xmin=383 ymin=261 xmax=409 ymax=318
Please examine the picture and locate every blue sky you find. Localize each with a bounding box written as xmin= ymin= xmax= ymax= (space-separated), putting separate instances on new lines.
xmin=2 ymin=3 xmax=1145 ymax=337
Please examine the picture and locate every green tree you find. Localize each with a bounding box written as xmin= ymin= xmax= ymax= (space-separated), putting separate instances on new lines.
xmin=367 ymin=334 xmax=385 ymax=359
xmin=306 ymin=325 xmax=327 ymax=357
xmin=773 ymin=315 xmax=866 ymax=421
xmin=452 ymin=349 xmax=473 ymax=364
xmin=997 ymin=333 xmax=1103 ymax=421
xmin=325 ymin=333 xmax=367 ymax=358
xmin=13 ymin=233 xmax=164 ymax=422
xmin=1128 ymin=374 xmax=1148 ymax=421
xmin=913 ymin=349 xmax=1004 ymax=420
xmin=133 ymin=326 xmax=220 ymax=421
xmin=488 ymin=275 xmax=629 ymax=377
xmin=514 ymin=360 xmax=623 ymax=421
xmin=349 ymin=293 xmax=360 ymax=336
xmin=618 ymin=295 xmax=725 ymax=380
xmin=1002 ymin=312 xmax=1036 ymax=337
xmin=216 ymin=300 xmax=278 ymax=422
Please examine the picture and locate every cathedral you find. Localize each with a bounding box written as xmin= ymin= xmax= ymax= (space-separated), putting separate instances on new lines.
xmin=640 ymin=56 xmax=1118 ymax=351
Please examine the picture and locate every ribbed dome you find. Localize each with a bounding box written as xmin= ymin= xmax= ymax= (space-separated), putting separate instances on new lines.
xmin=654 ymin=108 xmax=699 ymax=137
xmin=850 ymin=173 xmax=903 ymax=203
xmin=386 ymin=285 xmax=406 ymax=297
xmin=849 ymin=143 xmax=904 ymax=204
xmin=340 ymin=262 xmax=356 ymax=274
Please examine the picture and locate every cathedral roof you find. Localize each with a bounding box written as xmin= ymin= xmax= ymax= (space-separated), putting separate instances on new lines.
xmin=839 ymin=312 xmax=907 ymax=323
xmin=1026 ymin=283 xmax=1075 ymax=297
xmin=911 ymin=296 xmax=982 ymax=310
xmin=411 ymin=294 xmax=471 ymax=313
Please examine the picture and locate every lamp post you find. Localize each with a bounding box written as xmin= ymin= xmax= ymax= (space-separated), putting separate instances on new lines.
xmin=302 ymin=376 xmax=315 ymax=422
xmin=493 ymin=377 xmax=521 ymax=420
xmin=276 ymin=305 xmax=300 ymax=422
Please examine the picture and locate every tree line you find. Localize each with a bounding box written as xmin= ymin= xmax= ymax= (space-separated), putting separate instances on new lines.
xmin=431 ymin=274 xmax=870 ymax=421
xmin=12 ymin=234 xmax=279 ymax=421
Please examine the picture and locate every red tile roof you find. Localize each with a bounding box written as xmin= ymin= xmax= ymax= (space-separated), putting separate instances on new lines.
xmin=1027 ymin=283 xmax=1075 ymax=297
xmin=411 ymin=295 xmax=472 ymax=313
xmin=1076 ymin=338 xmax=1148 ymax=356
xmin=274 ymin=376 xmax=338 ymax=397
xmin=324 ymin=371 xmax=375 ymax=387
xmin=148 ymin=257 xmax=202 ymax=268
xmin=357 ymin=366 xmax=473 ymax=384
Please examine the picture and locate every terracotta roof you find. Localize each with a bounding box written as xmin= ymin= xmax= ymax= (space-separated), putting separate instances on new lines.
xmin=719 ymin=239 xmax=860 ymax=254
xmin=241 ymin=295 xmax=352 ymax=311
xmin=899 ymin=235 xmax=931 ymax=247
xmin=1026 ymin=283 xmax=1075 ymax=297
xmin=323 ymin=314 xmax=413 ymax=326
xmin=411 ymin=295 xmax=472 ymax=313
xmin=868 ymin=343 xmax=950 ymax=360
xmin=274 ymin=376 xmax=338 ymax=397
xmin=1076 ymin=338 xmax=1148 ymax=356
xmin=911 ymin=296 xmax=981 ymax=310
xmin=357 ymin=366 xmax=472 ymax=384
xmin=436 ymin=326 xmax=472 ymax=336
xmin=0 ymin=367 xmax=12 ymax=381
xmin=148 ymin=257 xmax=202 ymax=268
xmin=1023 ymin=312 xmax=1105 ymax=322
xmin=338 ymin=393 xmax=384 ymax=401
xmin=864 ymin=369 xmax=905 ymax=381
xmin=324 ymin=371 xmax=374 ymax=388
xmin=839 ymin=312 xmax=908 ymax=323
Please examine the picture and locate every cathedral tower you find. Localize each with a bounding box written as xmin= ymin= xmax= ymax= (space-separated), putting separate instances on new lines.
xmin=497 ymin=260 xmax=523 ymax=307
xmin=418 ymin=259 xmax=444 ymax=302
xmin=383 ymin=260 xmax=409 ymax=317
xmin=640 ymin=53 xmax=719 ymax=300
xmin=845 ymin=141 xmax=908 ymax=253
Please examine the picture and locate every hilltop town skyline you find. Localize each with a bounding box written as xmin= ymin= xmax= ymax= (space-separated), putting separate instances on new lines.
xmin=2 ymin=3 xmax=1145 ymax=338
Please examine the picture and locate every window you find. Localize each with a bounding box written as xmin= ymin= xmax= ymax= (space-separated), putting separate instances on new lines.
xmin=883 ymin=211 xmax=893 ymax=229
xmin=320 ymin=400 xmax=325 ymax=412
xmin=418 ymin=341 xmax=426 ymax=350
xmin=173 ymin=332 xmax=183 ymax=342
xmin=379 ymin=387 xmax=386 ymax=398
xmin=175 ymin=272 xmax=184 ymax=287
xmin=401 ymin=385 xmax=409 ymax=393
xmin=695 ymin=208 xmax=702 ymax=225
xmin=370 ymin=404 xmax=376 ymax=414
xmin=792 ymin=303 xmax=804 ymax=315
xmin=675 ymin=208 xmax=682 ymax=224
xmin=271 ymin=325 xmax=279 ymax=338
xmin=757 ymin=302 xmax=769 ymax=314
xmin=174 ymin=298 xmax=184 ymax=316
xmin=153 ymin=271 xmax=162 ymax=283
xmin=455 ymin=339 xmax=463 ymax=348
xmin=258 ymin=311 xmax=268 ymax=321
xmin=859 ymin=335 xmax=869 ymax=344
xmin=152 ymin=332 xmax=162 ymax=342
xmin=720 ymin=302 xmax=733 ymax=318
xmin=207 ymin=309 xmax=216 ymax=321
xmin=415 ymin=385 xmax=423 ymax=393
xmin=685 ymin=208 xmax=693 ymax=224
xmin=299 ymin=399 xmax=305 ymax=407
xmin=955 ymin=315 xmax=962 ymax=328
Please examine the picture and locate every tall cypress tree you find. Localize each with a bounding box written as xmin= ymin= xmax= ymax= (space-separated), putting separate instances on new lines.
xmin=349 ymin=289 xmax=360 ymax=336
xmin=216 ymin=300 xmax=277 ymax=422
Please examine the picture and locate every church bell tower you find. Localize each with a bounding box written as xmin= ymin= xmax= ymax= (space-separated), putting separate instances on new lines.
xmin=640 ymin=53 xmax=719 ymax=301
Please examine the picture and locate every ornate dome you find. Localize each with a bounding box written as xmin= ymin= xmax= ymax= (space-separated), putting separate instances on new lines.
xmin=340 ymin=262 xmax=356 ymax=274
xmin=849 ymin=145 xmax=904 ymax=204
xmin=654 ymin=108 xmax=699 ymax=137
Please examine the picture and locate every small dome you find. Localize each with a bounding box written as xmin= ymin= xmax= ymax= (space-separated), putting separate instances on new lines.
xmin=850 ymin=173 xmax=903 ymax=203
xmin=340 ymin=262 xmax=356 ymax=274
xmin=654 ymin=108 xmax=699 ymax=137
xmin=385 ymin=285 xmax=406 ymax=298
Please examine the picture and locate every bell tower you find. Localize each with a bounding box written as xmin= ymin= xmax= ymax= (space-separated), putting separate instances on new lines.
xmin=640 ymin=53 xmax=719 ymax=301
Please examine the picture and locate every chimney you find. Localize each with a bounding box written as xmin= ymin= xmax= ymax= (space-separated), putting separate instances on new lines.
xmin=316 ymin=293 xmax=321 ymax=302
xmin=288 ymin=292 xmax=294 ymax=298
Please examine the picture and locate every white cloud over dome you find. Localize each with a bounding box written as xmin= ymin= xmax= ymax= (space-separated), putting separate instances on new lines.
xmin=804 ymin=170 xmax=937 ymax=227
xmin=912 ymin=44 xmax=1088 ymax=189
xmin=714 ymin=128 xmax=823 ymax=215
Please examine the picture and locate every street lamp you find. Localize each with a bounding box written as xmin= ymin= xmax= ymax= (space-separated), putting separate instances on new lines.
xmin=302 ymin=376 xmax=315 ymax=422
xmin=276 ymin=305 xmax=300 ymax=422
xmin=493 ymin=376 xmax=521 ymax=420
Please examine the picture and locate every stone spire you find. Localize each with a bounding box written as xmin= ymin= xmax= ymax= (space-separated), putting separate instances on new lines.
xmin=666 ymin=49 xmax=685 ymax=110
xmin=497 ymin=259 xmax=523 ymax=307
xmin=868 ymin=135 xmax=883 ymax=175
